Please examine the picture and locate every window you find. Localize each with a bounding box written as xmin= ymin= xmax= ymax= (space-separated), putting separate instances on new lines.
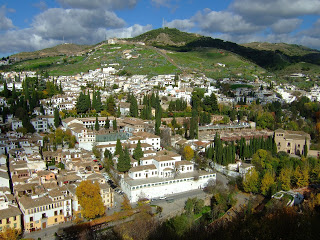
xmin=13 ymin=216 xmax=16 ymax=221
xmin=6 ymin=218 xmax=10 ymax=224
xmin=42 ymin=213 xmax=47 ymax=219
xmin=30 ymin=217 xmax=33 ymax=222
xmin=55 ymin=218 xmax=58 ymax=223
xmin=54 ymin=211 xmax=58 ymax=216
xmin=60 ymin=210 xmax=63 ymax=215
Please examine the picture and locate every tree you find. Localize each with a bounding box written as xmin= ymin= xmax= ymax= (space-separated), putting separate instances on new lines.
xmin=113 ymin=119 xmax=117 ymax=131
xmin=115 ymin=139 xmax=122 ymax=156
xmin=279 ymin=167 xmax=292 ymax=191
xmin=105 ymin=117 xmax=110 ymax=129
xmin=130 ymin=94 xmax=138 ymax=117
xmin=76 ymin=92 xmax=90 ymax=113
xmin=183 ymin=146 xmax=194 ymax=161
xmin=76 ymin=180 xmax=105 ymax=219
xmin=0 ymin=227 xmax=20 ymax=240
xmin=243 ymin=168 xmax=260 ymax=193
xmin=106 ymin=96 xmax=116 ymax=116
xmin=260 ymin=171 xmax=275 ymax=196
xmin=95 ymin=116 xmax=100 ymax=131
xmin=133 ymin=140 xmax=144 ymax=163
xmin=117 ymin=147 xmax=131 ymax=172
xmin=304 ymin=138 xmax=308 ymax=157
xmin=54 ymin=108 xmax=60 ymax=128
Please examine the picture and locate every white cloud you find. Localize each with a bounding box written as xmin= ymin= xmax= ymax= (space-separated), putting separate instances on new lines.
xmin=193 ymin=9 xmax=262 ymax=34
xmin=271 ymin=18 xmax=302 ymax=34
xmin=232 ymin=0 xmax=320 ymax=23
xmin=31 ymin=8 xmax=125 ymax=41
xmin=33 ymin=1 xmax=48 ymax=11
xmin=57 ymin=0 xmax=138 ymax=10
xmin=104 ymin=24 xmax=152 ymax=38
xmin=165 ymin=19 xmax=194 ymax=31
xmin=0 ymin=5 xmax=14 ymax=30
xmin=0 ymin=23 xmax=152 ymax=55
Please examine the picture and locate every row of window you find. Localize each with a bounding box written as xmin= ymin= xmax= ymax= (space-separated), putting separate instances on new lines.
xmin=131 ymin=178 xmax=194 ymax=190
xmin=0 ymin=216 xmax=17 ymax=224
xmin=0 ymin=223 xmax=17 ymax=230
xmin=27 ymin=201 xmax=65 ymax=215
xmin=131 ymin=174 xmax=215 ymax=190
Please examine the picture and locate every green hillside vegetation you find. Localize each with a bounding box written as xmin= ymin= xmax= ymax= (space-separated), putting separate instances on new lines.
xmin=130 ymin=27 xmax=201 ymax=46
xmin=2 ymin=28 xmax=320 ymax=82
xmin=167 ymin=48 xmax=265 ymax=80
xmin=11 ymin=43 xmax=90 ymax=61
xmin=5 ymin=43 xmax=178 ymax=76
xmin=242 ymin=42 xmax=320 ymax=56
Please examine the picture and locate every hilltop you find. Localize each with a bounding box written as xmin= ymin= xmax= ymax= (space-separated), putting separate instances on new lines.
xmin=130 ymin=27 xmax=201 ymax=46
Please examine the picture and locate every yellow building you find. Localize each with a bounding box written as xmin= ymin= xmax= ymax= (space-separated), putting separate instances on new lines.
xmin=19 ymin=189 xmax=72 ymax=233
xmin=0 ymin=206 xmax=22 ymax=233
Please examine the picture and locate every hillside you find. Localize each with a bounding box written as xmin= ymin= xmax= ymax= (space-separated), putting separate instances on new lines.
xmin=11 ymin=43 xmax=90 ymax=61
xmin=130 ymin=28 xmax=201 ymax=46
xmin=241 ymin=42 xmax=320 ymax=56
xmin=2 ymin=28 xmax=320 ymax=84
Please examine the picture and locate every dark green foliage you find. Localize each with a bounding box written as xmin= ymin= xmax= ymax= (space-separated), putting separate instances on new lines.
xmin=133 ymin=140 xmax=144 ymax=163
xmin=113 ymin=119 xmax=117 ymax=131
xmin=76 ymin=92 xmax=90 ymax=113
xmin=168 ymin=98 xmax=187 ymax=112
xmin=202 ymin=93 xmax=218 ymax=114
xmin=54 ymin=108 xmax=60 ymax=128
xmin=117 ymin=147 xmax=131 ymax=172
xmin=104 ymin=117 xmax=110 ymax=129
xmin=106 ymin=96 xmax=116 ymax=116
xmin=115 ymin=139 xmax=122 ymax=156
xmin=95 ymin=116 xmax=99 ymax=131
xmin=129 ymin=93 xmax=138 ymax=117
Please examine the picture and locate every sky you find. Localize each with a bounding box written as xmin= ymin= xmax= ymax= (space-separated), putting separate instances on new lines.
xmin=0 ymin=0 xmax=320 ymax=57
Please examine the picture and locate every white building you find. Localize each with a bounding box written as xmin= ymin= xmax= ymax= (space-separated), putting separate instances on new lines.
xmin=120 ymin=150 xmax=216 ymax=202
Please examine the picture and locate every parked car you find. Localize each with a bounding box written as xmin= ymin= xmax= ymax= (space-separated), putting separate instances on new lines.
xmin=159 ymin=196 xmax=167 ymax=200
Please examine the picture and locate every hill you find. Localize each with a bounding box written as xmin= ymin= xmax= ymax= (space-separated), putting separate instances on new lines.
xmin=241 ymin=42 xmax=320 ymax=56
xmin=130 ymin=28 xmax=201 ymax=46
xmin=2 ymin=28 xmax=320 ymax=84
xmin=11 ymin=43 xmax=90 ymax=61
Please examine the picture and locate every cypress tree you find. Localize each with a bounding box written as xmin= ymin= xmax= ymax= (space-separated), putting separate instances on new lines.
xmin=113 ymin=119 xmax=117 ymax=131
xmin=95 ymin=116 xmax=100 ymax=131
xmin=54 ymin=108 xmax=60 ymax=128
xmin=130 ymin=95 xmax=138 ymax=117
xmin=304 ymin=138 xmax=308 ymax=157
xmin=105 ymin=117 xmax=110 ymax=129
xmin=123 ymin=147 xmax=132 ymax=172
xmin=12 ymin=83 xmax=16 ymax=99
xmin=115 ymin=139 xmax=122 ymax=156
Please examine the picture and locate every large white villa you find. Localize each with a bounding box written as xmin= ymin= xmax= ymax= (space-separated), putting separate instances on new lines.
xmin=120 ymin=150 xmax=216 ymax=203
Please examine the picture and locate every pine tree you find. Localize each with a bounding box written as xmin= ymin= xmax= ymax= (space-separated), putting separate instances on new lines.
xmin=95 ymin=116 xmax=100 ymax=131
xmin=133 ymin=140 xmax=144 ymax=163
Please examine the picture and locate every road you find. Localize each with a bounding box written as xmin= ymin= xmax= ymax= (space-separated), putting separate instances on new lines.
xmin=151 ymin=189 xmax=208 ymax=219
xmin=23 ymin=221 xmax=74 ymax=240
